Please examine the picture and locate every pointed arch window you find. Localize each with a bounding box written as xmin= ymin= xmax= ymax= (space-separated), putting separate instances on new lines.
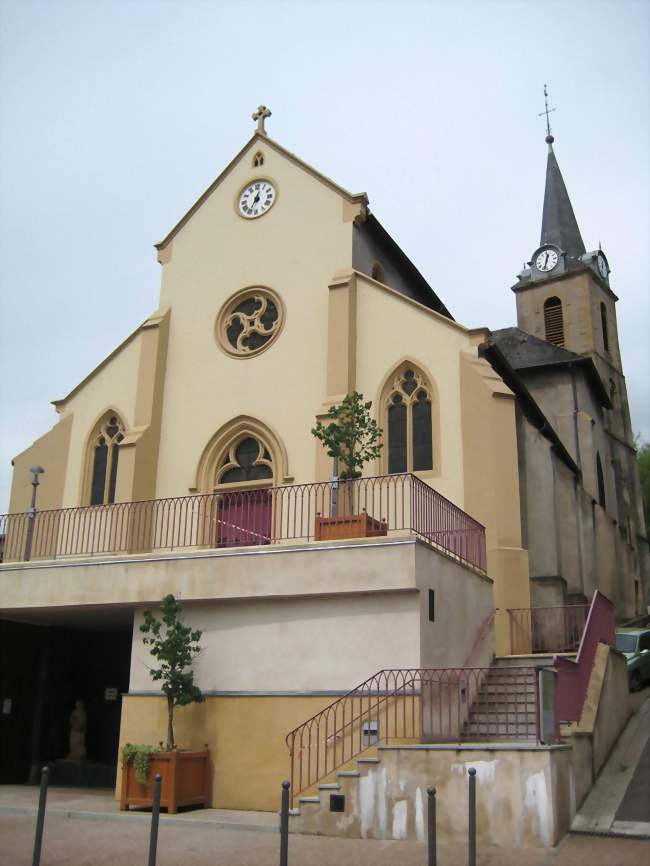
xmin=213 ymin=434 xmax=274 ymax=548
xmin=600 ymin=303 xmax=610 ymax=354
xmin=216 ymin=436 xmax=273 ymax=486
xmin=89 ymin=415 xmax=125 ymax=505
xmin=544 ymin=297 xmax=565 ymax=347
xmin=596 ymin=452 xmax=606 ymax=508
xmin=385 ymin=367 xmax=434 ymax=473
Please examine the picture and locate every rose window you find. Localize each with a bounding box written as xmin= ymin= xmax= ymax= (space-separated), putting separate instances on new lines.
xmin=217 ymin=288 xmax=284 ymax=357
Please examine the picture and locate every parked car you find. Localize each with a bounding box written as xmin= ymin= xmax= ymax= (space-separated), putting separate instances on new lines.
xmin=615 ymin=628 xmax=650 ymax=691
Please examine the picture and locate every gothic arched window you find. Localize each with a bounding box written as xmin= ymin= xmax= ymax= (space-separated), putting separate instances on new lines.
xmin=216 ymin=436 xmax=273 ymax=486
xmin=596 ymin=452 xmax=606 ymax=508
xmin=544 ymin=297 xmax=565 ymax=347
xmin=89 ymin=414 xmax=125 ymax=505
xmin=600 ymin=303 xmax=610 ymax=354
xmin=384 ymin=367 xmax=434 ymax=473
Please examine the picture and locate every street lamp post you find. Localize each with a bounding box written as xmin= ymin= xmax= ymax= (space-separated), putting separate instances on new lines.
xmin=24 ymin=465 xmax=45 ymax=561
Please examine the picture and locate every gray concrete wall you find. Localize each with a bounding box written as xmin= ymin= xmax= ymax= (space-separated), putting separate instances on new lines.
xmin=515 ymin=380 xmax=641 ymax=617
xmin=295 ymin=744 xmax=574 ymax=848
xmin=415 ymin=543 xmax=494 ymax=670
xmin=592 ymin=649 xmax=630 ymax=776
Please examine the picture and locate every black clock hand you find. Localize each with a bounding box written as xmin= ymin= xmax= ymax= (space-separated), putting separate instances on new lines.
xmin=543 ymin=251 xmax=549 ymax=268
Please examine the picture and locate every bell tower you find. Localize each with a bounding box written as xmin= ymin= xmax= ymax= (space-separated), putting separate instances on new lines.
xmin=513 ymin=133 xmax=624 ymax=378
xmin=511 ymin=104 xmax=634 ymax=450
xmin=504 ymin=94 xmax=649 ymax=615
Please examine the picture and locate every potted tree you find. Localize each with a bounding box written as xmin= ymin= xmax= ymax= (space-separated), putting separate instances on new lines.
xmin=120 ymin=594 xmax=210 ymax=813
xmin=311 ymin=391 xmax=386 ymax=540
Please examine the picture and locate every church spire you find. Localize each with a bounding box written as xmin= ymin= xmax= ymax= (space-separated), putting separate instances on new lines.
xmin=538 ymin=87 xmax=586 ymax=258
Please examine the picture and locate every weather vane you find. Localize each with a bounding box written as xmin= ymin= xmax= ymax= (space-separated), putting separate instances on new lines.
xmin=539 ymin=84 xmax=556 ymax=144
xmin=252 ymin=105 xmax=272 ymax=136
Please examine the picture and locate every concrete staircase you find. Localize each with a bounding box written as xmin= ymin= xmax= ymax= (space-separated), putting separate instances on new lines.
xmin=291 ymin=755 xmax=383 ymax=834
xmin=459 ymin=657 xmax=550 ymax=740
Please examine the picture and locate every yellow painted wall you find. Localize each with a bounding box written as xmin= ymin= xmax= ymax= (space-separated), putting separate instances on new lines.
xmin=460 ymin=350 xmax=531 ymax=653
xmin=57 ymin=333 xmax=142 ymax=507
xmin=8 ymin=415 xmax=73 ymax=514
xmin=153 ymin=139 xmax=355 ymax=497
xmin=119 ymin=694 xmax=336 ymax=811
xmin=355 ymin=274 xmax=472 ymax=508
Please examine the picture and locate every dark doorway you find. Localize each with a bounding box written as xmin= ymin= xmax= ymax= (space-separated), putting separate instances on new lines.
xmin=0 ymin=618 xmax=132 ymax=785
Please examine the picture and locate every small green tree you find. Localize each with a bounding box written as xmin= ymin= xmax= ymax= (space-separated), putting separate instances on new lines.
xmin=311 ymin=391 xmax=383 ymax=479
xmin=140 ymin=594 xmax=204 ymax=751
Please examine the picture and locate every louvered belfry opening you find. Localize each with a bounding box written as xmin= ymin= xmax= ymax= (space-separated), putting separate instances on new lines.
xmin=543 ymin=297 xmax=565 ymax=347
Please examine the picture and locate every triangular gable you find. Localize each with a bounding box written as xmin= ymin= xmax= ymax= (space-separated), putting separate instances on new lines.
xmin=155 ymin=132 xmax=368 ymax=252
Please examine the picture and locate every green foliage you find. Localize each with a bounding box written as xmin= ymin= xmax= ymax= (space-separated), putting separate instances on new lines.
xmin=122 ymin=743 xmax=161 ymax=785
xmin=140 ymin=594 xmax=204 ymax=751
xmin=637 ymin=439 xmax=650 ymax=538
xmin=311 ymin=391 xmax=383 ymax=479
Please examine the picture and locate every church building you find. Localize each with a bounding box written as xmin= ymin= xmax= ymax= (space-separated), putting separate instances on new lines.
xmin=0 ymin=106 xmax=647 ymax=832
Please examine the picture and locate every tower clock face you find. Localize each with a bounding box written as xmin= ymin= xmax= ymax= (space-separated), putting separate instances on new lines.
xmin=238 ymin=180 xmax=276 ymax=219
xmin=597 ymin=253 xmax=608 ymax=279
xmin=535 ymin=248 xmax=559 ymax=272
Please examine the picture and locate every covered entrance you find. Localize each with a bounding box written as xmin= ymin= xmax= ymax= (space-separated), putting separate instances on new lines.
xmin=0 ymin=607 xmax=132 ymax=786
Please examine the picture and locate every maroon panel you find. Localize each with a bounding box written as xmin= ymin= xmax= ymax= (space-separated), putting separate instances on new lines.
xmin=216 ymin=489 xmax=272 ymax=548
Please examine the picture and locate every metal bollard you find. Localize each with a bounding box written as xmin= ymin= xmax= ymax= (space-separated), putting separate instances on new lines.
xmin=468 ymin=767 xmax=476 ymax=866
xmin=427 ymin=786 xmax=437 ymax=866
xmin=279 ymin=780 xmax=290 ymax=866
xmin=147 ymin=774 xmax=162 ymax=866
xmin=32 ymin=766 xmax=49 ymax=866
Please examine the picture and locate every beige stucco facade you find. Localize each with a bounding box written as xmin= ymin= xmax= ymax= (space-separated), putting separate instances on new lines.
xmin=2 ymin=123 xmax=643 ymax=846
xmin=5 ymin=130 xmax=530 ymax=652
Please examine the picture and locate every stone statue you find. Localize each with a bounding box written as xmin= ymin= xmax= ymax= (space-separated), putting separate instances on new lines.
xmin=67 ymin=699 xmax=87 ymax=761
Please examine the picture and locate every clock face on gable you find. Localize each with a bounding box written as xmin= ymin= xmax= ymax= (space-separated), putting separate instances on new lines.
xmin=238 ymin=180 xmax=276 ymax=219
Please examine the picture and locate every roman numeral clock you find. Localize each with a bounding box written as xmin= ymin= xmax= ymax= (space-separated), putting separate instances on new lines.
xmin=238 ymin=179 xmax=276 ymax=219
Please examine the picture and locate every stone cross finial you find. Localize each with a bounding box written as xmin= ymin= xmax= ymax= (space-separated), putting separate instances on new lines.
xmin=252 ymin=105 xmax=272 ymax=135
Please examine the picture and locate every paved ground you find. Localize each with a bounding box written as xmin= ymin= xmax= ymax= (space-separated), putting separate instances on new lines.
xmin=2 ymin=687 xmax=648 ymax=865
xmin=616 ymin=735 xmax=650 ymax=823
xmin=2 ymin=812 xmax=649 ymax=866
xmin=572 ymin=690 xmax=650 ymax=837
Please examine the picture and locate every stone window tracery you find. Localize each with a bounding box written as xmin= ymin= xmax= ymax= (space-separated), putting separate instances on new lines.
xmin=253 ymin=151 xmax=264 ymax=167
xmin=216 ymin=288 xmax=284 ymax=357
xmin=89 ymin=414 xmax=125 ymax=505
xmin=384 ymin=367 xmax=433 ymax=473
xmin=216 ymin=436 xmax=273 ymax=486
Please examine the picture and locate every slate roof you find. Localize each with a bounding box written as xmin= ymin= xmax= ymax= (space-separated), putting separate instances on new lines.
xmin=541 ymin=145 xmax=586 ymax=260
xmin=490 ymin=327 xmax=611 ymax=408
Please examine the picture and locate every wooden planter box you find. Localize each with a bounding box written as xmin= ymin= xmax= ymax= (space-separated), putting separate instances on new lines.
xmin=315 ymin=509 xmax=388 ymax=541
xmin=120 ymin=749 xmax=210 ymax=814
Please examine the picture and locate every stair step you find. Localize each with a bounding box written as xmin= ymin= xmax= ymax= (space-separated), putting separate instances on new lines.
xmin=298 ymin=796 xmax=321 ymax=804
xmin=318 ymin=783 xmax=341 ymax=790
xmin=337 ymin=770 xmax=361 ymax=778
xmin=463 ymin=726 xmax=537 ymax=736
xmin=357 ymin=757 xmax=380 ymax=764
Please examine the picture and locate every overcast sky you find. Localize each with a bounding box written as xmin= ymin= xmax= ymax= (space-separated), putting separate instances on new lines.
xmin=0 ymin=0 xmax=648 ymax=513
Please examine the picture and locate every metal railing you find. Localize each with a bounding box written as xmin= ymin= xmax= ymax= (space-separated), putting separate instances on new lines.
xmin=507 ymin=605 xmax=590 ymax=654
xmin=0 ymin=474 xmax=486 ymax=572
xmin=555 ymin=591 xmax=615 ymax=723
xmin=285 ymin=665 xmax=539 ymax=806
